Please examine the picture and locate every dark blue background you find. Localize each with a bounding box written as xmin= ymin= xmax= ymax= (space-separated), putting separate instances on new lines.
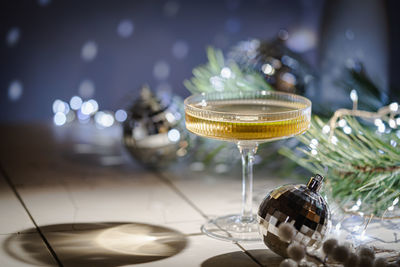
xmin=0 ymin=0 xmax=398 ymax=122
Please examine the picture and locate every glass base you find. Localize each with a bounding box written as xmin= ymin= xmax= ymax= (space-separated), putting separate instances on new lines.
xmin=201 ymin=214 xmax=261 ymax=242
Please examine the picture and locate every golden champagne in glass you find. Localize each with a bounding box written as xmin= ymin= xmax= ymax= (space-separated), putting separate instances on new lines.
xmin=184 ymin=91 xmax=311 ymax=242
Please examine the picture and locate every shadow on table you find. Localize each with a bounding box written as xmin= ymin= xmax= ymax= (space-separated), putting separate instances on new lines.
xmin=201 ymin=249 xmax=282 ymax=267
xmin=3 ymin=222 xmax=187 ymax=267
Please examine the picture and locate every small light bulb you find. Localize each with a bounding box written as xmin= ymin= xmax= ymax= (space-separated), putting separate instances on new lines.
xmin=374 ymin=119 xmax=383 ymax=126
xmin=377 ymin=124 xmax=385 ymax=133
xmin=220 ymin=67 xmax=232 ymax=79
xmin=322 ymin=125 xmax=330 ymax=134
xmin=331 ymin=136 xmax=338 ymax=145
xmin=350 ymin=89 xmax=358 ymax=102
xmin=389 ymin=102 xmax=398 ymax=112
xmin=389 ymin=119 xmax=396 ymax=129
xmin=338 ymin=119 xmax=347 ymax=127
xmin=343 ymin=126 xmax=352 ymax=134
xmin=311 ymin=139 xmax=318 ymax=146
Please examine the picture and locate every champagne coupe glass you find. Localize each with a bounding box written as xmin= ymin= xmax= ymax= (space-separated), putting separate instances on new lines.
xmin=184 ymin=90 xmax=311 ymax=242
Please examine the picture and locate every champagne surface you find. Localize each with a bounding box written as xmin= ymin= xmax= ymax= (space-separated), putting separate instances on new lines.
xmin=185 ymin=100 xmax=310 ymax=141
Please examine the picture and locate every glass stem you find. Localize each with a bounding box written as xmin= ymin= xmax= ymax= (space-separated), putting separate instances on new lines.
xmin=237 ymin=142 xmax=258 ymax=222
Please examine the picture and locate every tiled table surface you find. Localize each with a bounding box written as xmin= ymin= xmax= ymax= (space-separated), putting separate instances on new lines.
xmin=0 ymin=123 xmax=287 ymax=267
xmin=0 ymin=123 xmax=398 ymax=267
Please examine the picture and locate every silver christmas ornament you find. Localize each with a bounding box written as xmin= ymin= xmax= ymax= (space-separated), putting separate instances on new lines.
xmin=258 ymin=174 xmax=331 ymax=258
xmin=229 ymin=38 xmax=315 ymax=95
xmin=123 ymin=85 xmax=194 ymax=168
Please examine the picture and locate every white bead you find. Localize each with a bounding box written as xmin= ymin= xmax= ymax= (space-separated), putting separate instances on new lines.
xmin=344 ymin=252 xmax=359 ymax=267
xmin=280 ymin=259 xmax=298 ymax=267
xmin=278 ymin=223 xmax=296 ymax=242
xmin=287 ymin=243 xmax=305 ymax=262
xmin=358 ymin=255 xmax=374 ymax=267
xmin=322 ymin=238 xmax=338 ymax=255
xmin=358 ymin=246 xmax=375 ymax=259
xmin=331 ymin=245 xmax=350 ymax=263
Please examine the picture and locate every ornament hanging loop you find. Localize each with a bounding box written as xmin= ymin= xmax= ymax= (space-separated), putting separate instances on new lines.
xmin=307 ymin=174 xmax=324 ymax=192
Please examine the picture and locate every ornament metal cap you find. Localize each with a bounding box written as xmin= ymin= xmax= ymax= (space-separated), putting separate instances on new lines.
xmin=307 ymin=174 xmax=324 ymax=192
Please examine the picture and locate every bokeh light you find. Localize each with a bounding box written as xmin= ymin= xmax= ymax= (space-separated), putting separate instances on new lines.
xmin=115 ymin=109 xmax=127 ymax=122
xmin=220 ymin=67 xmax=232 ymax=79
xmin=78 ymin=79 xmax=95 ymax=98
xmin=52 ymin=100 xmax=70 ymax=114
xmin=167 ymin=129 xmax=180 ymax=143
xmin=54 ymin=112 xmax=67 ymax=126
xmin=70 ymin=96 xmax=83 ymax=110
xmin=117 ymin=19 xmax=134 ymax=38
xmin=81 ymin=101 xmax=94 ymax=115
xmin=8 ymin=80 xmax=23 ymax=101
xmin=81 ymin=41 xmax=98 ymax=61
xmin=286 ymin=28 xmax=317 ymax=52
xmin=95 ymin=111 xmax=114 ymax=128
xmin=77 ymin=109 xmax=90 ymax=124
xmin=172 ymin=40 xmax=189 ymax=59
xmin=6 ymin=27 xmax=21 ymax=47
xmin=278 ymin=29 xmax=289 ymax=41
xmin=80 ymin=99 xmax=99 ymax=115
xmin=153 ymin=61 xmax=170 ymax=80
xmin=261 ymin=64 xmax=275 ymax=76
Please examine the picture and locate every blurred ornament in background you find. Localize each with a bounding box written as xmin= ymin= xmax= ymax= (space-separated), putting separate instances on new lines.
xmin=123 ymin=85 xmax=195 ymax=169
xmin=258 ymin=174 xmax=331 ymax=258
xmin=319 ymin=0 xmax=389 ymax=109
xmin=228 ymin=37 xmax=316 ymax=96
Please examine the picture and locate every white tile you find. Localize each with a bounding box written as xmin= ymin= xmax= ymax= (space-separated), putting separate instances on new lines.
xmin=0 ymin=174 xmax=36 ymax=234
xmin=161 ymin=166 xmax=295 ymax=219
xmin=11 ymin=172 xmax=204 ymax=233
xmin=0 ymin=125 xmax=203 ymax=232
xmin=0 ymin=233 xmax=57 ymax=266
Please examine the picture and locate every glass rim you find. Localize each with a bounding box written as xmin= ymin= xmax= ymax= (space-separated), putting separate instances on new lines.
xmin=184 ymin=90 xmax=312 ymax=118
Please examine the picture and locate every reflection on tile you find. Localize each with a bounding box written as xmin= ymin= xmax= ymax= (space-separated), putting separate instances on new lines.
xmin=6 ymin=222 xmax=188 ymax=267
xmin=145 ymin=235 xmax=254 ymax=267
xmin=238 ymin=241 xmax=283 ymax=266
xmin=242 ymin=248 xmax=283 ymax=267
xmin=0 ymin=233 xmax=57 ymax=266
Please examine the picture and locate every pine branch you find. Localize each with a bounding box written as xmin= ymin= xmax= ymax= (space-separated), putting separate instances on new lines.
xmin=280 ymin=115 xmax=400 ymax=216
xmin=183 ymin=47 xmax=273 ymax=94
